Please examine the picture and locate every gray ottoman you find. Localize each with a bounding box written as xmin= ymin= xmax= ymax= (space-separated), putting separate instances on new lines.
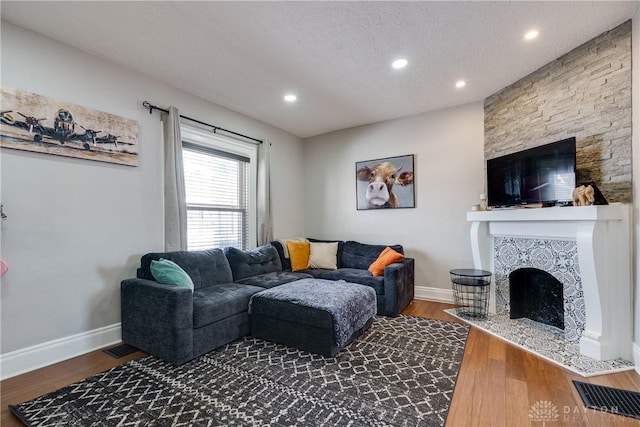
xmin=249 ymin=278 xmax=377 ymax=357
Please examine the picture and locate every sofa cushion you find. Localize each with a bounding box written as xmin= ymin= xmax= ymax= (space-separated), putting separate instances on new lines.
xmin=297 ymin=268 xmax=332 ymax=278
xmin=192 ymin=283 xmax=264 ymax=329
xmin=269 ymin=241 xmax=292 ymax=271
xmin=368 ymin=247 xmax=405 ymax=276
xmin=139 ymin=249 xmax=233 ymax=290
xmin=317 ymin=268 xmax=385 ymax=295
xmin=341 ymin=241 xmax=404 ymax=270
xmin=235 ymin=271 xmax=313 ymax=289
xmin=150 ymin=259 xmax=195 ymax=291
xmin=287 ymin=241 xmax=310 ymax=271
xmin=224 ymin=245 xmax=283 ymax=281
xmin=308 ymin=238 xmax=345 ymax=268
xmin=308 ymin=242 xmax=339 ymax=270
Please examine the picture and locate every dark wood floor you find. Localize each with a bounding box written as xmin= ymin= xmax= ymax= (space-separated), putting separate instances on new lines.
xmin=2 ymin=300 xmax=639 ymax=426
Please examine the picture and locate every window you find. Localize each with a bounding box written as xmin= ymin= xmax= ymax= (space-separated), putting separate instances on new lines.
xmin=181 ymin=125 xmax=257 ymax=251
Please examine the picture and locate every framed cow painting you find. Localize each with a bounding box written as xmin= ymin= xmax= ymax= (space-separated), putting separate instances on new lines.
xmin=356 ymin=154 xmax=415 ymax=210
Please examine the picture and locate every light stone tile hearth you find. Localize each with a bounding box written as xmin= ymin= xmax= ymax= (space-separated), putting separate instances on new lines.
xmin=445 ymin=308 xmax=634 ymax=377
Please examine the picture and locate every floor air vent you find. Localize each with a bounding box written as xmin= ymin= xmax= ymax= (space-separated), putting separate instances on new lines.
xmin=574 ymin=380 xmax=640 ymax=420
xmin=103 ymin=343 xmax=138 ymax=359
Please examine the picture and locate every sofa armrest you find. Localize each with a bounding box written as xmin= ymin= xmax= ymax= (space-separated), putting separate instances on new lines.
xmin=382 ymin=257 xmax=415 ymax=316
xmin=121 ymin=278 xmax=194 ymax=365
xmin=269 ymin=241 xmax=292 ymax=271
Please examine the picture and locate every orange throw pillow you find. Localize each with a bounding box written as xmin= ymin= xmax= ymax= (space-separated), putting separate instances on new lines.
xmin=287 ymin=241 xmax=310 ymax=272
xmin=368 ymin=247 xmax=404 ymax=276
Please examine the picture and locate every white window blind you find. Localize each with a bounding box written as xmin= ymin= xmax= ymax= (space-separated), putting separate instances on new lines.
xmin=183 ymin=142 xmax=250 ymax=251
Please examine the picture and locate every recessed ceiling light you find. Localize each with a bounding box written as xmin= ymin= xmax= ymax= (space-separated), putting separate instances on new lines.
xmin=392 ymin=59 xmax=408 ymax=69
xmin=456 ymin=80 xmax=466 ymax=88
xmin=284 ymin=94 xmax=297 ymax=102
xmin=524 ymin=30 xmax=539 ymax=40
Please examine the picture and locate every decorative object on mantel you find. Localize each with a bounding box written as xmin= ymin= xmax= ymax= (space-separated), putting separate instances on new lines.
xmin=0 ymin=87 xmax=139 ymax=166
xmin=472 ymin=194 xmax=491 ymax=212
xmin=572 ymin=184 xmax=595 ymax=206
xmin=479 ymin=193 xmax=488 ymax=211
xmin=572 ymin=181 xmax=608 ymax=206
xmin=356 ymin=154 xmax=415 ymax=210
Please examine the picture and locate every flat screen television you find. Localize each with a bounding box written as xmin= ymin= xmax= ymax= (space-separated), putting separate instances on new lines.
xmin=487 ymin=137 xmax=576 ymax=208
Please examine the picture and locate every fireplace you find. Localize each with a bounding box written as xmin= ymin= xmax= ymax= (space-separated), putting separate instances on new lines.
xmin=494 ymin=236 xmax=582 ymax=342
xmin=467 ymin=205 xmax=631 ymax=361
xmin=509 ymin=268 xmax=564 ymax=330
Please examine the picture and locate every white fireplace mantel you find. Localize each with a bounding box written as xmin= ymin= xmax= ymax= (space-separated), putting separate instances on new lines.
xmin=467 ymin=204 xmax=632 ymax=361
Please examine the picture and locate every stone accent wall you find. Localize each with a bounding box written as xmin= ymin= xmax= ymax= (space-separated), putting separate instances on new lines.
xmin=485 ymin=21 xmax=632 ymax=203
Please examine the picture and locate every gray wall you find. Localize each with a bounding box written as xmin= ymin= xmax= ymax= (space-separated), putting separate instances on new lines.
xmin=632 ymin=9 xmax=640 ymax=372
xmin=485 ymin=21 xmax=632 ymax=203
xmin=0 ymin=22 xmax=306 ymax=355
xmin=303 ymin=103 xmax=485 ymax=293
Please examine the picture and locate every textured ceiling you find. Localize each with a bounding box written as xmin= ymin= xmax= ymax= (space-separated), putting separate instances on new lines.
xmin=1 ymin=1 xmax=638 ymax=138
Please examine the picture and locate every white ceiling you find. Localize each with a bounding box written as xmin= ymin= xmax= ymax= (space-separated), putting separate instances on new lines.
xmin=1 ymin=1 xmax=638 ymax=139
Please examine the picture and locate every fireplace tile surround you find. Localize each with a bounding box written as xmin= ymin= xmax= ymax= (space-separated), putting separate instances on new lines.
xmin=495 ymin=237 xmax=584 ymax=343
xmin=467 ymin=205 xmax=632 ymax=361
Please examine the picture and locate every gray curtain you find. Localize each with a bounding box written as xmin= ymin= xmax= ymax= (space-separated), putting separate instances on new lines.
xmin=257 ymin=139 xmax=273 ymax=246
xmin=163 ymin=106 xmax=188 ymax=251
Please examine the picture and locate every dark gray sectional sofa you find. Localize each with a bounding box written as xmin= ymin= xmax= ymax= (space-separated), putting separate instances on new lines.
xmin=121 ymin=240 xmax=414 ymax=365
xmin=270 ymin=239 xmax=414 ymax=317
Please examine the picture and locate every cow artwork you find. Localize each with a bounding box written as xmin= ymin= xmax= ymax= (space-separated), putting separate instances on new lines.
xmin=356 ymin=155 xmax=415 ymax=210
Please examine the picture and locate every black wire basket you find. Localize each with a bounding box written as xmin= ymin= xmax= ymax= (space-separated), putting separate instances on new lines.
xmin=450 ymin=269 xmax=492 ymax=318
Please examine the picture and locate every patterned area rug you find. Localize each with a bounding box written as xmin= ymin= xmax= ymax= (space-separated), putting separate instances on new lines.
xmin=10 ymin=316 xmax=469 ymax=427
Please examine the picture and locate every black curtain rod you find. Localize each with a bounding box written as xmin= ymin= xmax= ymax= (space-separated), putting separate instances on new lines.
xmin=142 ymin=101 xmax=263 ymax=144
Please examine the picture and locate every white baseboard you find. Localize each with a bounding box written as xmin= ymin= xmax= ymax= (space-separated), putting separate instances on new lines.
xmin=633 ymin=342 xmax=640 ymax=375
xmin=0 ymin=323 xmax=122 ymax=380
xmin=414 ymin=286 xmax=454 ymax=304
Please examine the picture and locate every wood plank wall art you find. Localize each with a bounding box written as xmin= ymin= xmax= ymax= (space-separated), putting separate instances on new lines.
xmin=0 ymin=87 xmax=139 ymax=167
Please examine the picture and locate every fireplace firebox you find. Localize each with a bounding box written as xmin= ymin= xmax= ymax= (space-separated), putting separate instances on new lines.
xmin=509 ymin=268 xmax=564 ymax=330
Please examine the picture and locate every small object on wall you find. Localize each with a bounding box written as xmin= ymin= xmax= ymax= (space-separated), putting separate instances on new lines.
xmin=355 ymin=154 xmax=415 ymax=210
xmin=0 ymin=87 xmax=139 ymax=167
xmin=572 ymin=181 xmax=608 ymax=206
xmin=1 ymin=205 xmax=8 ymax=277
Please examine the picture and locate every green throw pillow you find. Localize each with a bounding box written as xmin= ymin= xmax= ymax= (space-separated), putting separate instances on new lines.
xmin=150 ymin=258 xmax=194 ymax=291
